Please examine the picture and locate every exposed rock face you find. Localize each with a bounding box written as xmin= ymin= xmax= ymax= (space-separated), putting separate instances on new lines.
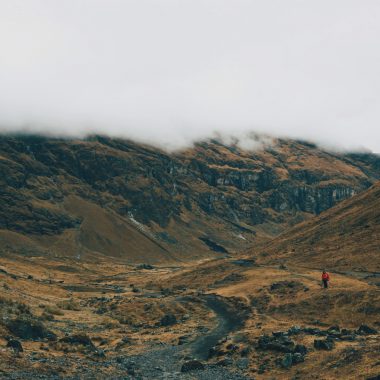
xmin=1 ymin=134 xmax=379 ymax=261
xmin=256 ymin=181 xmax=380 ymax=272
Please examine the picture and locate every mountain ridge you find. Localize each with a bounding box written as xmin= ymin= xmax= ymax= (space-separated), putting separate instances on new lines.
xmin=1 ymin=133 xmax=379 ymax=263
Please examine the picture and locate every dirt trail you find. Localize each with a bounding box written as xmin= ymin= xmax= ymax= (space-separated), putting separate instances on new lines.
xmin=191 ymin=294 xmax=247 ymax=360
xmin=122 ymin=294 xmax=250 ymax=379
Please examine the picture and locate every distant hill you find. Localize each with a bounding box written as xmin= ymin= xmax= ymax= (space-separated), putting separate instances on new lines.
xmin=1 ymin=134 xmax=379 ymax=263
xmin=255 ymin=181 xmax=380 ymax=272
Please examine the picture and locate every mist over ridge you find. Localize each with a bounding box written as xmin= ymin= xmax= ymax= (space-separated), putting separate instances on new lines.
xmin=1 ymin=0 xmax=380 ymax=152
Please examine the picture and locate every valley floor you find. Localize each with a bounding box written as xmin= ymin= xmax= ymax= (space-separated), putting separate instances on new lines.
xmin=0 ymin=253 xmax=379 ymax=379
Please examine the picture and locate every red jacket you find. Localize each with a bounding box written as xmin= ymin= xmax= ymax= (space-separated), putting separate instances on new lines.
xmin=322 ymin=273 xmax=330 ymax=281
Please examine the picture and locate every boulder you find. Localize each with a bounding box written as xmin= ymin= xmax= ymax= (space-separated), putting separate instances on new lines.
xmin=157 ymin=314 xmax=177 ymax=327
xmin=281 ymin=353 xmax=293 ymax=369
xmin=181 ymin=360 xmax=205 ymax=372
xmin=208 ymin=346 xmax=226 ymax=358
xmin=178 ymin=335 xmax=190 ymax=345
xmin=288 ymin=326 xmax=302 ymax=335
xmin=314 ymin=338 xmax=335 ymax=350
xmin=240 ymin=346 xmax=251 ymax=357
xmin=136 ymin=264 xmax=154 ymax=270
xmin=327 ymin=325 xmax=341 ymax=338
xmin=292 ymin=353 xmax=305 ymax=364
xmin=258 ymin=334 xmax=295 ymax=353
xmin=60 ymin=334 xmax=95 ymax=349
xmin=327 ymin=325 xmax=340 ymax=333
xmin=340 ymin=334 xmax=357 ymax=341
xmin=303 ymin=327 xmax=326 ymax=336
xmin=6 ymin=318 xmax=56 ymax=341
xmin=226 ymin=343 xmax=239 ymax=352
xmin=357 ymin=325 xmax=378 ymax=335
xmin=216 ymin=357 xmax=233 ymax=367
xmin=236 ymin=358 xmax=249 ymax=370
xmin=6 ymin=339 xmax=23 ymax=353
xmin=294 ymin=344 xmax=308 ymax=356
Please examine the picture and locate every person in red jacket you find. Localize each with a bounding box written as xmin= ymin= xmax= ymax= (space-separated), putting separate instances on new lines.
xmin=322 ymin=270 xmax=330 ymax=288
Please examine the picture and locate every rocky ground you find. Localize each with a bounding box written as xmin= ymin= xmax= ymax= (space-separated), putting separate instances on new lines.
xmin=0 ymin=253 xmax=379 ymax=379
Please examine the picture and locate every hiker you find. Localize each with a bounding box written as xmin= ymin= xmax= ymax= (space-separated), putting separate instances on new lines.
xmin=321 ymin=270 xmax=330 ymax=289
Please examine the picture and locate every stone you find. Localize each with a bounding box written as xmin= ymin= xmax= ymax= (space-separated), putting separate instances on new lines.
xmin=281 ymin=353 xmax=293 ymax=369
xmin=240 ymin=346 xmax=251 ymax=357
xmin=357 ymin=325 xmax=378 ymax=335
xmin=288 ymin=326 xmax=302 ymax=335
xmin=136 ymin=263 xmax=154 ymax=270
xmin=208 ymin=346 xmax=226 ymax=358
xmin=236 ymin=358 xmax=249 ymax=370
xmin=314 ymin=338 xmax=335 ymax=350
xmin=6 ymin=318 xmax=56 ymax=341
xmin=181 ymin=360 xmax=205 ymax=372
xmin=6 ymin=339 xmax=23 ymax=353
xmin=303 ymin=327 xmax=325 ymax=336
xmin=292 ymin=353 xmax=305 ymax=364
xmin=226 ymin=343 xmax=239 ymax=351
xmin=157 ymin=314 xmax=177 ymax=327
xmin=258 ymin=334 xmax=295 ymax=353
xmin=94 ymin=349 xmax=106 ymax=358
xmin=60 ymin=334 xmax=95 ymax=349
xmin=258 ymin=363 xmax=267 ymax=374
xmin=294 ymin=344 xmax=308 ymax=355
xmin=178 ymin=335 xmax=190 ymax=345
xmin=231 ymin=259 xmax=256 ymax=267
xmin=327 ymin=325 xmax=340 ymax=333
xmin=340 ymin=335 xmax=357 ymax=341
xmin=216 ymin=357 xmax=233 ymax=366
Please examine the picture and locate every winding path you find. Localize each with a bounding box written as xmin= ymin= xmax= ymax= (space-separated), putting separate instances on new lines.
xmin=124 ymin=294 xmax=250 ymax=379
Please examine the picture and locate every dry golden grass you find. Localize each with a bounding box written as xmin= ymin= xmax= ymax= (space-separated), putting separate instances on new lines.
xmin=0 ymin=245 xmax=378 ymax=379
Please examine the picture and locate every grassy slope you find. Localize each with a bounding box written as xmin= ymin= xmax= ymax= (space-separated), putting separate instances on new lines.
xmin=1 ymin=135 xmax=380 ymax=264
xmin=253 ymin=182 xmax=380 ymax=272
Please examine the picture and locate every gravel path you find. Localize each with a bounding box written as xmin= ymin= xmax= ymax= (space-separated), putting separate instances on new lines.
xmin=1 ymin=294 xmax=251 ymax=380
xmin=118 ymin=294 xmax=251 ymax=379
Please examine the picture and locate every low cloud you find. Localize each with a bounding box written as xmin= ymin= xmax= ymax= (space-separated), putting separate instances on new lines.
xmin=0 ymin=1 xmax=380 ymax=152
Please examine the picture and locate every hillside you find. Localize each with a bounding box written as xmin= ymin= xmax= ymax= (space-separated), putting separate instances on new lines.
xmin=1 ymin=134 xmax=380 ymax=379
xmin=1 ymin=134 xmax=380 ymax=263
xmin=252 ymin=181 xmax=380 ymax=272
xmin=0 ymin=236 xmax=379 ymax=379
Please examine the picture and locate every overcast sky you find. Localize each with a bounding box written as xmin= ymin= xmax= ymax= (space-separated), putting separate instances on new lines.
xmin=0 ymin=1 xmax=380 ymax=151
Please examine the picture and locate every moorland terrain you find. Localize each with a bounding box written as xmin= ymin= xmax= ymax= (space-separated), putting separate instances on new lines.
xmin=0 ymin=135 xmax=379 ymax=379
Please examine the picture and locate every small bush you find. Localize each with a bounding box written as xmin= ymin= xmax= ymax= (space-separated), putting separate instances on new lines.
xmin=101 ymin=317 xmax=119 ymax=329
xmin=41 ymin=312 xmax=55 ymax=321
xmin=57 ymin=299 xmax=81 ymax=311
xmin=44 ymin=305 xmax=64 ymax=316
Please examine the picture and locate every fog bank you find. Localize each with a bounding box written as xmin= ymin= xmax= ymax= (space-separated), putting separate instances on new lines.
xmin=1 ymin=1 xmax=380 ymax=152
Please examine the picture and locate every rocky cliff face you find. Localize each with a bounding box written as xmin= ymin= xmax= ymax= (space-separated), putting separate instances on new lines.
xmin=0 ymin=134 xmax=379 ymax=262
xmin=256 ymin=181 xmax=380 ymax=272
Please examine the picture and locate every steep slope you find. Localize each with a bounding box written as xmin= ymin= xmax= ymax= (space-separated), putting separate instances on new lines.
xmin=1 ymin=134 xmax=379 ymax=262
xmin=255 ymin=181 xmax=380 ymax=272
